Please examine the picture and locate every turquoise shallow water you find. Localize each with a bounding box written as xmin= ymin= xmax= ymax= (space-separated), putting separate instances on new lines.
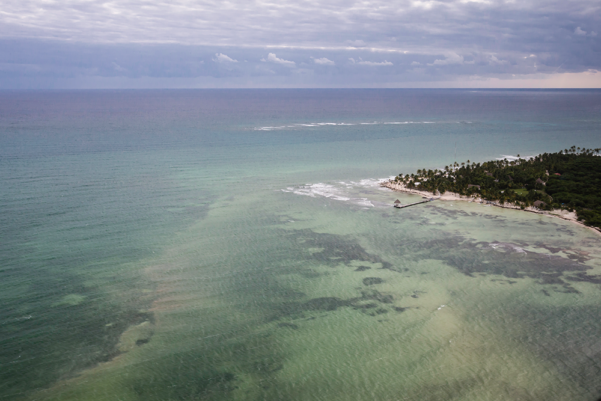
xmin=1 ymin=89 xmax=601 ymax=400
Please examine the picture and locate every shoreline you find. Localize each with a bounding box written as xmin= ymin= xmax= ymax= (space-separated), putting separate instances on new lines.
xmin=381 ymin=180 xmax=601 ymax=237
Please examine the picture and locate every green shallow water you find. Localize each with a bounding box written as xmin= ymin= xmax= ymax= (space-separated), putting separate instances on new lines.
xmin=26 ymin=180 xmax=601 ymax=401
xmin=2 ymin=90 xmax=601 ymax=400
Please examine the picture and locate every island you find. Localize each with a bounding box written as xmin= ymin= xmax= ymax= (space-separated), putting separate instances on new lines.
xmin=381 ymin=146 xmax=601 ymax=233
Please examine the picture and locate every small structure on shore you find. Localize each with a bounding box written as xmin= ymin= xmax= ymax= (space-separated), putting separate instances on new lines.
xmin=536 ymin=178 xmax=546 ymax=186
xmin=533 ymin=200 xmax=547 ymax=209
xmin=468 ymin=184 xmax=481 ymax=190
xmin=394 ymin=199 xmax=401 ymax=204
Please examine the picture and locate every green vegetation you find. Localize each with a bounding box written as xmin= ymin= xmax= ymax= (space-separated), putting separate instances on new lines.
xmin=394 ymin=146 xmax=601 ymax=228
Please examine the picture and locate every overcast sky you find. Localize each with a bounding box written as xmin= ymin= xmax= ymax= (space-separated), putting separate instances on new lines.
xmin=1 ymin=0 xmax=600 ymax=88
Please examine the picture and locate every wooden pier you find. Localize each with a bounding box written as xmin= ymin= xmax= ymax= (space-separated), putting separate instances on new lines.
xmin=394 ymin=198 xmax=439 ymax=209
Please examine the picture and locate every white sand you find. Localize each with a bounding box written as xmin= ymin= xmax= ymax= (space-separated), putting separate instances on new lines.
xmin=381 ymin=180 xmax=601 ymax=237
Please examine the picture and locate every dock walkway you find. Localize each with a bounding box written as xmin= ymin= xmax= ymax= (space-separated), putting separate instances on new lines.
xmin=394 ymin=197 xmax=439 ymax=209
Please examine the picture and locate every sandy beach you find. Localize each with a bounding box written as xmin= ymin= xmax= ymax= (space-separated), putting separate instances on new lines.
xmin=381 ymin=180 xmax=601 ymax=236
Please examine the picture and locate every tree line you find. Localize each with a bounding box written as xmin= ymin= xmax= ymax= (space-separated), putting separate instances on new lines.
xmin=394 ymin=146 xmax=601 ymax=228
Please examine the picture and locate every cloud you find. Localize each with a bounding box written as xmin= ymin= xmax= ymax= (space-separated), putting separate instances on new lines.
xmin=313 ymin=57 xmax=335 ymax=65
xmin=429 ymin=53 xmax=464 ymax=66
xmin=357 ymin=60 xmax=393 ymax=66
xmin=411 ymin=61 xmax=421 ymax=66
xmin=112 ymin=62 xmax=127 ymax=72
xmin=213 ymin=53 xmax=237 ymax=63
xmin=347 ymin=40 xmax=366 ymax=47
xmin=488 ymin=54 xmax=507 ymax=65
xmin=1 ymin=0 xmax=601 ymax=87
xmin=349 ymin=57 xmax=392 ymax=66
xmin=574 ymin=27 xmax=597 ymax=37
xmin=261 ymin=53 xmax=295 ymax=67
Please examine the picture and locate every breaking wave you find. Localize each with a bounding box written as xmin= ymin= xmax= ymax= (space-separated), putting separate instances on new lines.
xmin=281 ymin=177 xmax=395 ymax=208
xmin=254 ymin=121 xmax=441 ymax=131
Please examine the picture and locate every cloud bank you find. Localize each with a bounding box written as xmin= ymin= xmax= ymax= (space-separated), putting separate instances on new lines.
xmin=0 ymin=0 xmax=599 ymax=88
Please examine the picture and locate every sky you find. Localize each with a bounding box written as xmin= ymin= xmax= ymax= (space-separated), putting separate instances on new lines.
xmin=1 ymin=0 xmax=600 ymax=88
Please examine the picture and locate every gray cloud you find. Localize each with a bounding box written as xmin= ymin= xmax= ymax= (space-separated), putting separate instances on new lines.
xmin=0 ymin=0 xmax=599 ymax=87
xmin=346 ymin=40 xmax=367 ymax=47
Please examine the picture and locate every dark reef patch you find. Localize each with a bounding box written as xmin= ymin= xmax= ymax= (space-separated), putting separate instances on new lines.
xmin=0 ymin=264 xmax=157 ymax=401
xmin=272 ymin=288 xmax=396 ymax=321
xmin=363 ymin=277 xmax=384 ymax=286
xmin=127 ymin=324 xmax=291 ymax=401
xmin=131 ymin=357 xmax=237 ymax=401
xmin=427 ymin=205 xmax=474 ymax=220
xmin=286 ymin=229 xmax=393 ymax=270
xmin=304 ymin=297 xmax=351 ymax=311
xmin=504 ymin=304 xmax=601 ymax=398
xmin=565 ymin=272 xmax=601 ymax=285
xmin=352 ymin=302 xmax=378 ymax=310
xmin=389 ymin=234 xmax=601 ymax=291
xmin=541 ymin=245 xmax=562 ymax=254
xmin=361 ymin=289 xmax=394 ymax=304
xmin=277 ymin=322 xmax=299 ymax=330
xmin=355 ymin=265 xmax=372 ymax=271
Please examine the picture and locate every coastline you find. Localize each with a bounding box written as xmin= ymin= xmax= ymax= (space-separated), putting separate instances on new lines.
xmin=381 ymin=180 xmax=601 ymax=237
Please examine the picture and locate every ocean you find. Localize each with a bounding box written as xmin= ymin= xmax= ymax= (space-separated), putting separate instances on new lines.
xmin=1 ymin=89 xmax=601 ymax=400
